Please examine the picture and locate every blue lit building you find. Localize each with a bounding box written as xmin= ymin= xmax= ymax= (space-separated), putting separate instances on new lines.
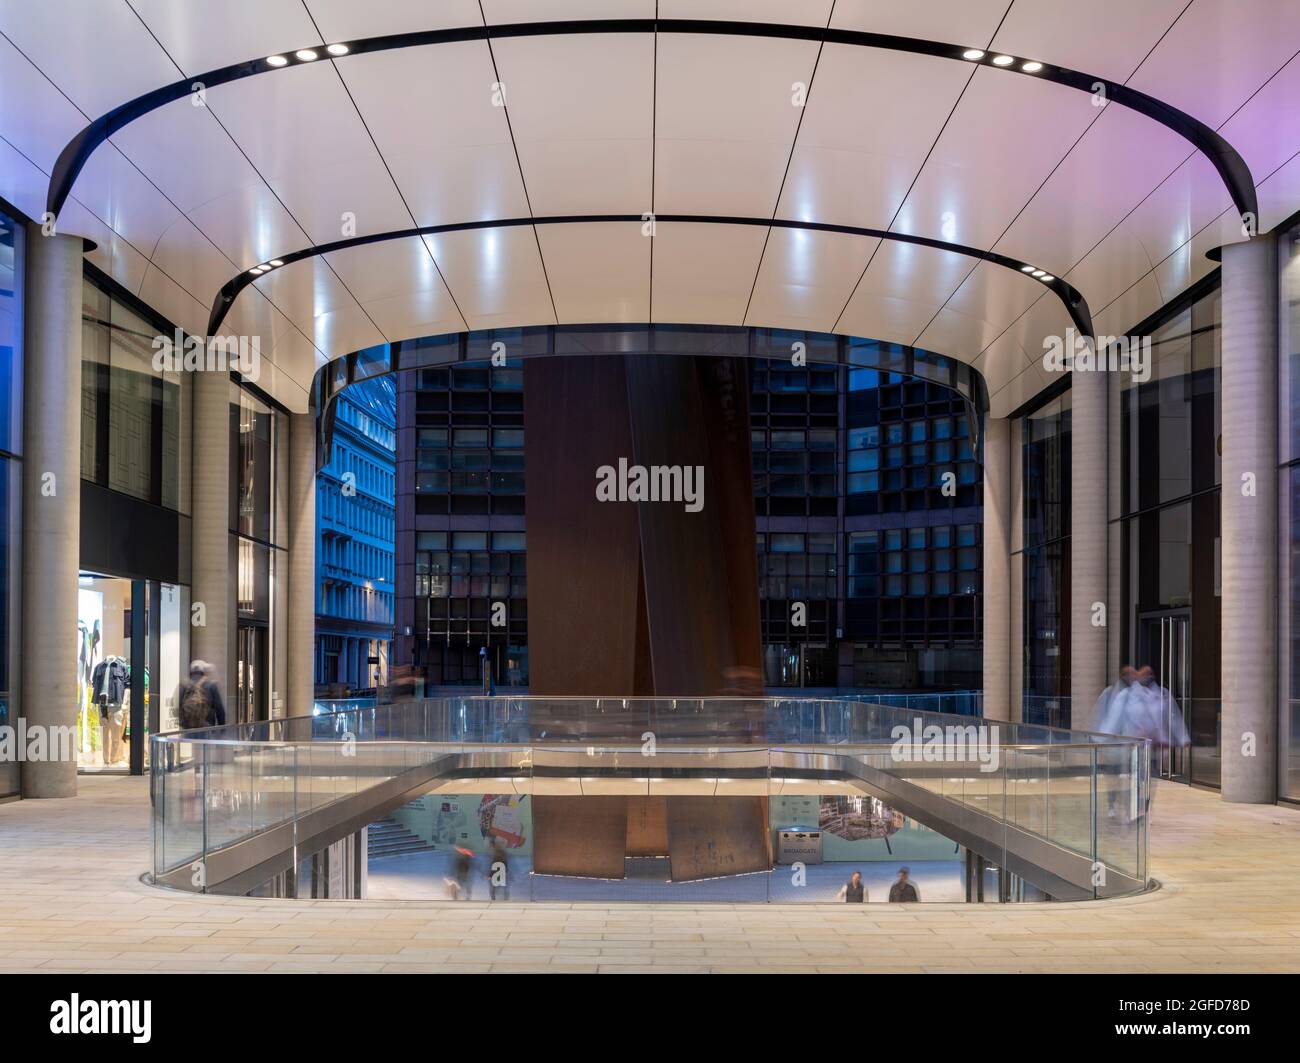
xmin=315 ymin=374 xmax=397 ymax=695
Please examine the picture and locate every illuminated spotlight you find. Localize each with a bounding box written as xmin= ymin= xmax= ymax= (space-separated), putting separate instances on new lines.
xmin=1022 ymin=60 xmax=1043 ymax=73
xmin=1039 ymin=275 xmax=1055 ymax=282
xmin=269 ymin=259 xmax=284 ymax=267
xmin=962 ymin=49 xmax=985 ymax=60
xmin=992 ymin=55 xmax=1015 ymax=66
xmin=248 ymin=267 xmax=265 ymax=275
xmin=295 ymin=49 xmax=318 ymax=61
xmin=1032 ymin=270 xmax=1047 ymax=278
xmin=1020 ymin=264 xmax=1036 ymax=272
xmin=326 ymin=43 xmax=350 ymax=56
xmin=266 ymin=55 xmax=288 ymax=67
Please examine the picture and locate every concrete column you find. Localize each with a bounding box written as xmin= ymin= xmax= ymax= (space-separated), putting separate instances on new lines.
xmin=1221 ymin=236 xmax=1278 ymax=804
xmin=20 ymin=229 xmax=82 ymax=797
xmin=191 ymin=368 xmax=230 ymax=694
xmin=982 ymin=417 xmax=1012 ymax=721
xmin=1070 ymin=364 xmax=1108 ymax=731
xmin=287 ymin=412 xmax=316 ymax=714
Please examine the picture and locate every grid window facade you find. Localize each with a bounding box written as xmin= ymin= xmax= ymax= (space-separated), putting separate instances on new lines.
xmin=413 ymin=362 xmax=524 ymax=516
xmin=847 ymin=525 xmax=980 ymax=645
xmin=750 ymin=363 xmax=839 ymax=517
xmin=847 ymin=370 xmax=979 ymax=515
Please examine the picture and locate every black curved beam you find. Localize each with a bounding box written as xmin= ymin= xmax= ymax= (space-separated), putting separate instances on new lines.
xmin=205 ymin=213 xmax=1095 ymax=340
xmin=49 ymin=18 xmax=1256 ymax=224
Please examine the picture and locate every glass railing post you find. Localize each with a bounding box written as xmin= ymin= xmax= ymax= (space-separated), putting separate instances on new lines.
xmin=151 ymin=739 xmax=160 ymax=879
xmin=1090 ymin=744 xmax=1099 ymax=899
xmin=199 ymin=742 xmax=208 ymax=894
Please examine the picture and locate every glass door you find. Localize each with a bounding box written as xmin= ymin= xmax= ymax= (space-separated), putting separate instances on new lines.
xmin=1138 ymin=609 xmax=1191 ymax=782
xmin=236 ymin=623 xmax=267 ymax=724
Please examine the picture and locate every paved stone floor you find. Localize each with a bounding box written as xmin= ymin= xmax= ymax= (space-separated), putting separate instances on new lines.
xmin=0 ymin=776 xmax=1298 ymax=973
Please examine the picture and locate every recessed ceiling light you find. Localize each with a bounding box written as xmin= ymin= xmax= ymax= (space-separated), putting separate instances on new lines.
xmin=248 ymin=267 xmax=265 ymax=275
xmin=266 ymin=55 xmax=288 ymax=67
xmin=326 ymin=43 xmax=350 ymax=56
xmin=269 ymin=259 xmax=284 ymax=267
xmin=992 ymin=55 xmax=1015 ymax=66
xmin=1032 ymin=270 xmax=1047 ymax=278
xmin=1021 ymin=61 xmax=1043 ymax=73
xmin=295 ymin=49 xmax=318 ymax=61
xmin=962 ymin=49 xmax=985 ymax=60
xmin=1020 ymin=265 xmax=1036 ymax=272
xmin=1039 ymin=275 xmax=1055 ymax=282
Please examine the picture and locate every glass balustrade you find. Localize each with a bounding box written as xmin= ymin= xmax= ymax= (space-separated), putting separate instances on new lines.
xmin=150 ymin=697 xmax=1148 ymax=901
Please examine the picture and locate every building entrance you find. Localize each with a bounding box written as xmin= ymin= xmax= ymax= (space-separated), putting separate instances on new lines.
xmin=1137 ymin=609 xmax=1191 ymax=782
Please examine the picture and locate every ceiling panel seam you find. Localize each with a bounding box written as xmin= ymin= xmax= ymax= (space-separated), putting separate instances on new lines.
xmin=127 ymin=0 xmax=389 ymax=357
xmin=828 ymin=3 xmax=1008 ymax=338
xmin=301 ymin=0 xmax=470 ymax=335
xmin=475 ymin=0 xmax=559 ymax=327
xmin=739 ymin=0 xmax=838 ymax=330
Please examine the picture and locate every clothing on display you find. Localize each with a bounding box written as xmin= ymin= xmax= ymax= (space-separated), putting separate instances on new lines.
xmin=90 ymin=655 xmax=130 ymax=767
xmin=92 ymin=656 xmax=129 ymax=706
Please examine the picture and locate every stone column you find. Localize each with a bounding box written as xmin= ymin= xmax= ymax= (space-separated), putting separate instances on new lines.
xmin=1221 ymin=236 xmax=1278 ymax=804
xmin=20 ymin=228 xmax=82 ymax=797
xmin=286 ymin=412 xmax=316 ymax=715
xmin=982 ymin=417 xmax=1012 ymax=721
xmin=190 ymin=368 xmax=230 ymax=696
xmin=1070 ymin=364 xmax=1108 ymax=731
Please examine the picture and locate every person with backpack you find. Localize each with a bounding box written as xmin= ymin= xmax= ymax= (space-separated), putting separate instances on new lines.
xmin=178 ymin=660 xmax=226 ymax=731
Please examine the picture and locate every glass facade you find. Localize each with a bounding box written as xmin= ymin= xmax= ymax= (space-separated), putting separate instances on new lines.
xmin=0 ymin=209 xmax=21 ymax=798
xmin=81 ymin=276 xmax=189 ymax=513
xmin=407 ymin=359 xmax=527 ymax=688
xmin=1018 ymin=394 xmax=1071 ymax=728
xmin=1280 ymin=222 xmax=1300 ymax=801
xmin=415 ymin=529 xmax=528 ymax=686
xmin=412 ymin=362 xmax=525 ymax=515
xmin=230 ymin=383 xmax=285 ymax=723
xmin=396 ymin=333 xmax=983 ymax=694
xmin=316 ymin=374 xmax=396 ymax=694
xmin=1115 ymin=284 xmax=1222 ymax=787
xmin=1013 ymin=278 xmax=1225 ymax=769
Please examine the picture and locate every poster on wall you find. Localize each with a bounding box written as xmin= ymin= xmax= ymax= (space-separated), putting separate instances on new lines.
xmin=407 ymin=795 xmax=533 ymax=856
xmin=819 ymin=794 xmax=904 ymax=842
xmin=477 ymin=795 xmax=527 ymax=848
xmin=770 ymin=794 xmax=958 ymax=862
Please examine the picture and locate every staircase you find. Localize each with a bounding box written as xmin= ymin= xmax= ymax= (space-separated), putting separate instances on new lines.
xmin=367 ymin=815 xmax=435 ymax=860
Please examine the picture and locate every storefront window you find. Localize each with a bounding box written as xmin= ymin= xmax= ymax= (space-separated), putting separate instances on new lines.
xmin=74 ymin=573 xmax=189 ymax=773
xmin=75 ymin=575 xmax=136 ymax=772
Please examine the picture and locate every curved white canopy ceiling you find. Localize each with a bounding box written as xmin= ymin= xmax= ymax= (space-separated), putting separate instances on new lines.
xmin=1 ymin=0 xmax=1299 ymax=414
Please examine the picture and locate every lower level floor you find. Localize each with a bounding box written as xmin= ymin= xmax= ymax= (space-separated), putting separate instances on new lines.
xmin=0 ymin=777 xmax=1297 ymax=973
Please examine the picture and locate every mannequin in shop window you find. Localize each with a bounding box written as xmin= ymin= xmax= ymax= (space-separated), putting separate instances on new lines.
xmin=91 ymin=655 xmax=129 ymax=766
